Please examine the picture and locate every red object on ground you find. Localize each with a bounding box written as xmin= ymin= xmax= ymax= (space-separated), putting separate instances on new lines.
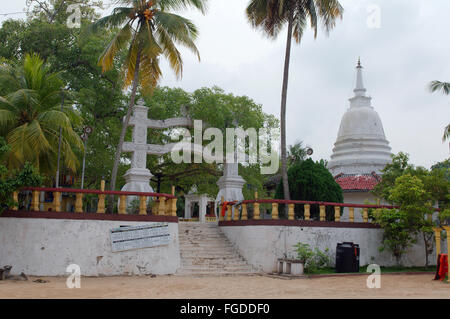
xmin=438 ymin=254 xmax=448 ymax=281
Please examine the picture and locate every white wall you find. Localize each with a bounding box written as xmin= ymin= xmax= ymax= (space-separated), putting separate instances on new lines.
xmin=0 ymin=218 xmax=180 ymax=276
xmin=221 ymin=225 xmax=436 ymax=273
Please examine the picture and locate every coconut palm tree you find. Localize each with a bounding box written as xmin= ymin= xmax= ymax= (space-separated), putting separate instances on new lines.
xmin=89 ymin=0 xmax=207 ymax=210
xmin=429 ymin=80 xmax=450 ymax=141
xmin=0 ymin=53 xmax=83 ymax=175
xmin=246 ymin=0 xmax=343 ymax=201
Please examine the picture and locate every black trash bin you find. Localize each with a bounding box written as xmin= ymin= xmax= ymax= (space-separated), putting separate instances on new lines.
xmin=335 ymin=242 xmax=360 ymax=273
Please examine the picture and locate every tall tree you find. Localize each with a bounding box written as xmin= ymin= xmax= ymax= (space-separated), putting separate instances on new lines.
xmin=89 ymin=0 xmax=207 ymax=211
xmin=246 ymin=0 xmax=343 ymax=202
xmin=428 ymin=80 xmax=449 ymax=141
xmin=0 ymin=54 xmax=83 ymax=175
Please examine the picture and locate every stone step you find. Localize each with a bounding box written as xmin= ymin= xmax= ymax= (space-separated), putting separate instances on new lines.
xmin=180 ymin=252 xmax=238 ymax=258
xmin=177 ymin=222 xmax=255 ymax=276
xmin=179 ymin=265 xmax=253 ymax=272
xmin=181 ymin=259 xmax=248 ymax=265
xmin=180 ymin=243 xmax=236 ymax=250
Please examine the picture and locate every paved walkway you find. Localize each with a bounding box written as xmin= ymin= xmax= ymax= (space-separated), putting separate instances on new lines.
xmin=0 ymin=273 xmax=448 ymax=299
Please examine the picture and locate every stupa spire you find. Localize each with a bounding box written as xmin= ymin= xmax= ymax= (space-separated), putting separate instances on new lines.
xmin=354 ymin=57 xmax=366 ymax=97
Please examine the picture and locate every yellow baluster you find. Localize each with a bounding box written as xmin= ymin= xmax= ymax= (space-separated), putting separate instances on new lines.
xmin=32 ymin=191 xmax=40 ymax=211
xmin=253 ymin=192 xmax=260 ymax=220
xmin=349 ymin=207 xmax=354 ymax=223
xmin=75 ymin=193 xmax=83 ymax=213
xmin=288 ymin=204 xmax=294 ymax=220
xmin=139 ymin=196 xmax=147 ymax=215
xmin=334 ymin=206 xmax=340 ymax=222
xmin=433 ymin=227 xmax=442 ymax=256
xmin=226 ymin=205 xmax=232 ymax=221
xmin=152 ymin=198 xmax=159 ymax=215
xmin=304 ymin=204 xmax=310 ymax=220
xmin=11 ymin=191 xmax=18 ymax=211
xmin=363 ymin=208 xmax=369 ymax=223
xmin=53 ymin=192 xmax=61 ymax=212
xmin=158 ymin=197 xmax=166 ymax=215
xmin=97 ymin=180 xmax=106 ymax=214
xmin=241 ymin=203 xmax=248 ymax=220
xmin=319 ymin=205 xmax=326 ymax=221
xmin=170 ymin=198 xmax=178 ymax=217
xmin=233 ymin=205 xmax=240 ymax=221
xmin=219 ymin=196 xmax=224 ymax=221
xmin=118 ymin=195 xmax=126 ymax=214
xmin=272 ymin=202 xmax=279 ymax=220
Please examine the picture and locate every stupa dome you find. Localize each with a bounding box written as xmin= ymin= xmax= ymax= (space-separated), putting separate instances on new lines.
xmin=328 ymin=59 xmax=392 ymax=176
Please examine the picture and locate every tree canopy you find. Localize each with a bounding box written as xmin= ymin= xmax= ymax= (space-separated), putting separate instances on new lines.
xmin=275 ymin=158 xmax=343 ymax=220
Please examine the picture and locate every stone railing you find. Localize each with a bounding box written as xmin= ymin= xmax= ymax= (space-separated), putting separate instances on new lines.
xmin=218 ymin=193 xmax=440 ymax=224
xmin=9 ymin=182 xmax=177 ymax=216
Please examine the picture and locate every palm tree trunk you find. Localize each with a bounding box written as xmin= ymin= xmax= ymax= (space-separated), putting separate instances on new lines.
xmin=280 ymin=12 xmax=294 ymax=203
xmin=107 ymin=49 xmax=142 ymax=213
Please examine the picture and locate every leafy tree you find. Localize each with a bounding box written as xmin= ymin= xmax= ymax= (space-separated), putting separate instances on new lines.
xmin=275 ymin=158 xmax=343 ymax=220
xmin=372 ymin=174 xmax=434 ymax=266
xmin=141 ymin=86 xmax=279 ymax=199
xmin=246 ymin=0 xmax=343 ymax=203
xmin=372 ymin=152 xmax=413 ymax=203
xmin=89 ymin=0 xmax=208 ymax=212
xmin=371 ymin=153 xmax=450 ymax=266
xmin=0 ymin=138 xmax=43 ymax=214
xmin=0 ymin=54 xmax=83 ymax=175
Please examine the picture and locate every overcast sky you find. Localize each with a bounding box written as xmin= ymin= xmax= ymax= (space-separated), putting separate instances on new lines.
xmin=1 ymin=0 xmax=449 ymax=169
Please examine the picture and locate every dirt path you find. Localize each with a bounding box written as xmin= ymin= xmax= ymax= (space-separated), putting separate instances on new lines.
xmin=0 ymin=274 xmax=448 ymax=299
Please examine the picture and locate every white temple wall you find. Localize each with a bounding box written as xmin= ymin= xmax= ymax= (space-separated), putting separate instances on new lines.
xmin=220 ymin=225 xmax=435 ymax=273
xmin=0 ymin=217 xmax=180 ymax=276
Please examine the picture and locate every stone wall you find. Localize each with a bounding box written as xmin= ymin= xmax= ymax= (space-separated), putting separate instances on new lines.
xmin=0 ymin=212 xmax=180 ymax=276
xmin=220 ymin=221 xmax=439 ymax=273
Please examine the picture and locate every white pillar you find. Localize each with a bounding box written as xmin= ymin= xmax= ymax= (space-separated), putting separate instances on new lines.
xmin=199 ymin=196 xmax=207 ymax=223
xmin=184 ymin=199 xmax=191 ymax=219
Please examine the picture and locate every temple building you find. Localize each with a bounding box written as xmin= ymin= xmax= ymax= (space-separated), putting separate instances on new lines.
xmin=329 ymin=59 xmax=392 ymax=220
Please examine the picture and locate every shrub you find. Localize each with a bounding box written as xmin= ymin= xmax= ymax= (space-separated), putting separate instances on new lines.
xmin=275 ymin=159 xmax=343 ymax=220
xmin=293 ymin=242 xmax=332 ymax=273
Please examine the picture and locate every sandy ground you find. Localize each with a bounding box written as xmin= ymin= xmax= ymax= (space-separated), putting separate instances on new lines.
xmin=0 ymin=273 xmax=448 ymax=299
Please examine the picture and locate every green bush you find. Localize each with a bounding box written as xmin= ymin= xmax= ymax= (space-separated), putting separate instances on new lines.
xmin=275 ymin=159 xmax=343 ymax=220
xmin=0 ymin=138 xmax=43 ymax=213
xmin=293 ymin=242 xmax=332 ymax=273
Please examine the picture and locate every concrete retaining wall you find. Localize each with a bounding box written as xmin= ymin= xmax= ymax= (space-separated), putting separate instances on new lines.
xmin=220 ymin=221 xmax=437 ymax=273
xmin=0 ymin=212 xmax=180 ymax=276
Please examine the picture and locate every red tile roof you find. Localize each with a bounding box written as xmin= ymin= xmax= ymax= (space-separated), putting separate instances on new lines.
xmin=334 ymin=172 xmax=381 ymax=192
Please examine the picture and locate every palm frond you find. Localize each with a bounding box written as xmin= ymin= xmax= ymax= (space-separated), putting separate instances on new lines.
xmin=158 ymin=0 xmax=208 ymax=14
xmin=429 ymin=81 xmax=450 ymax=95
xmin=88 ymin=7 xmax=134 ymax=34
xmin=98 ymin=22 xmax=133 ymax=72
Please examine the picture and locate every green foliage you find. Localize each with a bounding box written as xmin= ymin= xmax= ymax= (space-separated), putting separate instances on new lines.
xmin=275 ymin=159 xmax=343 ymax=220
xmin=0 ymin=53 xmax=84 ymax=175
xmin=141 ymin=86 xmax=278 ymax=198
xmin=0 ymin=137 xmax=43 ymax=213
xmin=371 ymin=165 xmax=448 ymax=266
xmin=293 ymin=243 xmax=331 ymax=273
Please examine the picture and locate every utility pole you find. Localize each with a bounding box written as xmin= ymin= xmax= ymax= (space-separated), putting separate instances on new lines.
xmin=80 ymin=126 xmax=93 ymax=190
xmin=55 ymin=89 xmax=64 ymax=188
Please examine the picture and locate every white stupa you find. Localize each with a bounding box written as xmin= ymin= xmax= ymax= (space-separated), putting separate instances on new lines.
xmin=328 ymin=59 xmax=392 ymax=176
xmin=329 ymin=59 xmax=392 ymax=220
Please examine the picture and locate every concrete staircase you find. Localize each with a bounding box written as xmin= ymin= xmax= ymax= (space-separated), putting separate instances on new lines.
xmin=177 ymin=222 xmax=256 ymax=276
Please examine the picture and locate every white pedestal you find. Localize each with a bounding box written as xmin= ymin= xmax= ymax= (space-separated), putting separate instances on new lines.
xmin=119 ymin=168 xmax=154 ymax=208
